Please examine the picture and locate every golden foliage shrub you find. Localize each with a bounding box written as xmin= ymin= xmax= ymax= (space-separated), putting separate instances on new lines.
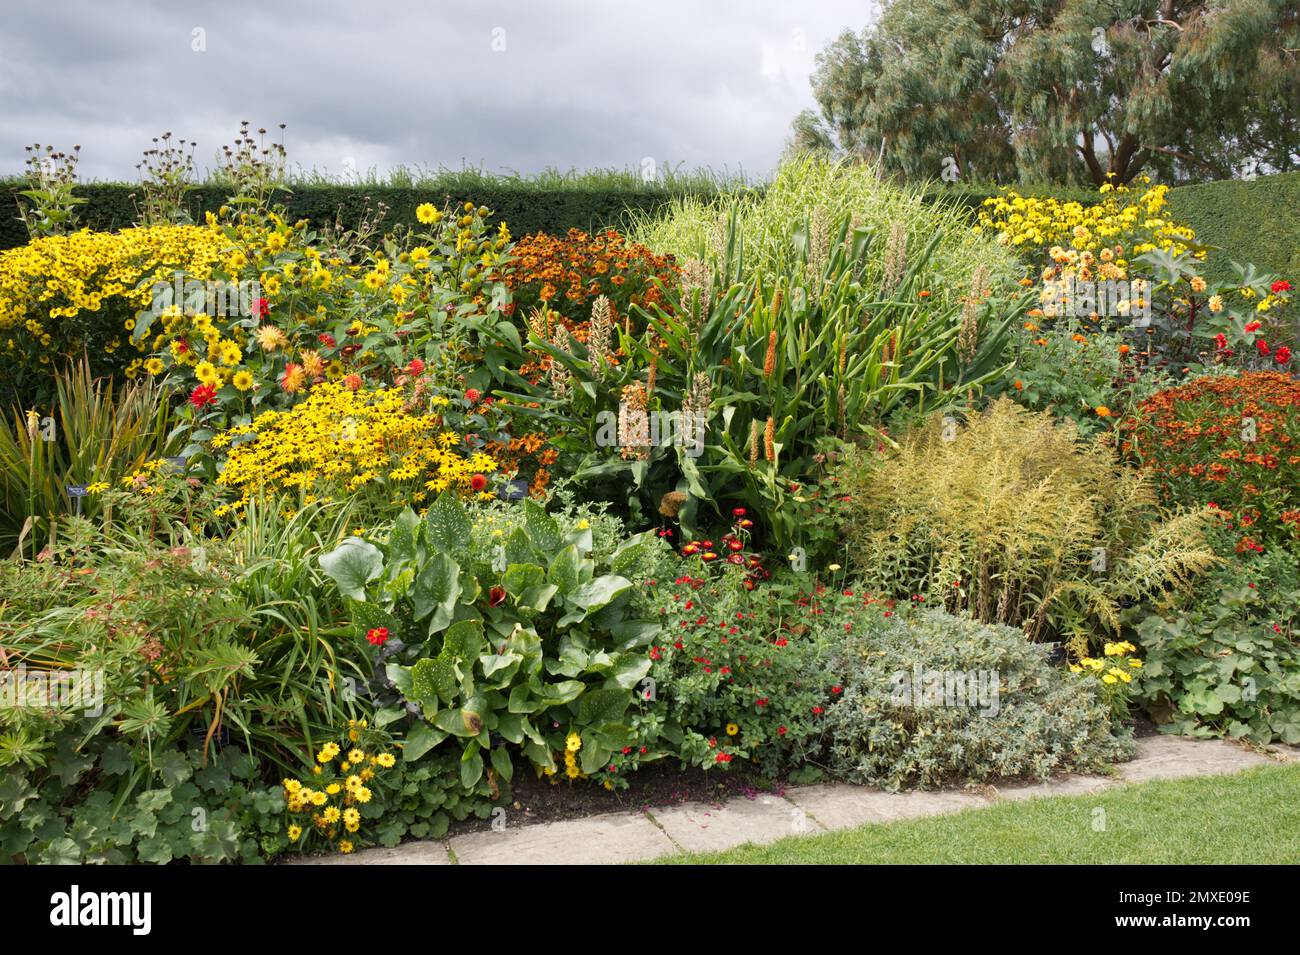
xmin=835 ymin=399 xmax=1218 ymax=654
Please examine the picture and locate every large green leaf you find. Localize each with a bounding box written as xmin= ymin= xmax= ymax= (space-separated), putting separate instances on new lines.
xmin=388 ymin=507 xmax=422 ymax=566
xmin=460 ymin=750 xmax=484 ymax=789
xmin=410 ymin=656 xmax=459 ymax=706
xmin=412 ymin=552 xmax=461 ymax=631
xmin=569 ymin=575 xmax=632 ymax=613
xmin=503 ymin=563 xmax=545 ymax=596
xmin=402 ymin=721 xmax=447 ymax=762
xmin=490 ymin=746 xmax=514 ymax=782
xmin=319 ymin=538 xmax=384 ymax=601
xmin=547 ymin=545 xmax=582 ymax=594
xmin=425 ymin=491 xmax=472 ymax=554
xmin=433 ymin=706 xmax=485 ymax=738
xmin=577 ymin=686 xmax=631 ymax=725
xmin=524 ymin=499 xmax=564 ymax=552
xmin=442 ymin=619 xmax=485 ymax=659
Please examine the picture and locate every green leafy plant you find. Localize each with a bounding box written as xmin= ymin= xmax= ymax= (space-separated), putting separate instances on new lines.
xmin=0 ymin=361 xmax=180 ymax=554
xmin=14 ymin=143 xmax=85 ymax=239
xmin=636 ymin=565 xmax=838 ymax=778
xmin=479 ymin=203 xmax=1025 ymax=560
xmin=819 ymin=607 xmax=1134 ymax=791
xmin=317 ymin=493 xmax=660 ymax=788
xmin=1130 ymin=531 xmax=1300 ymax=744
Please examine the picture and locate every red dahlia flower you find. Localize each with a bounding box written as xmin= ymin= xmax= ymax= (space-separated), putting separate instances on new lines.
xmin=189 ymin=384 xmax=218 ymax=409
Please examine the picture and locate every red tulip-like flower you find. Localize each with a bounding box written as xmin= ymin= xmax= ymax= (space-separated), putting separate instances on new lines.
xmin=489 ymin=586 xmax=507 ymax=607
xmin=731 ymin=506 xmax=747 ymax=517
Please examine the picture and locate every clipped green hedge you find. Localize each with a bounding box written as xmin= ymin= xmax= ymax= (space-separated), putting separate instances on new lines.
xmin=6 ymin=175 xmax=1294 ymax=288
xmin=0 ymin=182 xmax=729 ymax=250
xmin=1167 ymin=171 xmax=1300 ymax=286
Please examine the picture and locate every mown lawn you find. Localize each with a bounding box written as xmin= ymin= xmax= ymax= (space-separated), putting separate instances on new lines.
xmin=656 ymin=764 xmax=1300 ymax=864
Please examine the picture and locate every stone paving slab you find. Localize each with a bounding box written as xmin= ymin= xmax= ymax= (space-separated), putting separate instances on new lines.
xmin=448 ymin=811 xmax=674 ymax=865
xmin=1268 ymin=743 xmax=1300 ymax=763
xmin=289 ymin=735 xmax=1293 ymax=864
xmin=1116 ymin=735 xmax=1273 ymax=783
xmin=785 ymin=784 xmax=986 ymax=830
xmin=288 ymin=841 xmax=451 ymax=865
xmin=990 ymin=774 xmax=1117 ymax=802
xmin=650 ymin=793 xmax=810 ymax=852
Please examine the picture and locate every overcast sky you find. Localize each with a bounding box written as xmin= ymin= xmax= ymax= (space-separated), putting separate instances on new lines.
xmin=0 ymin=0 xmax=880 ymax=182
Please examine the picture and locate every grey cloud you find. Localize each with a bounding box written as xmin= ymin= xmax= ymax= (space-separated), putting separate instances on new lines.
xmin=0 ymin=0 xmax=871 ymax=181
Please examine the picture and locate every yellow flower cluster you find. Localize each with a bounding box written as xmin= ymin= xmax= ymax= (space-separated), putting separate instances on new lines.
xmin=283 ymin=720 xmax=397 ymax=855
xmin=0 ymin=224 xmax=228 ymax=366
xmin=1071 ymin=640 xmax=1143 ymax=684
xmin=976 ymin=178 xmax=1197 ymax=259
xmin=211 ymin=381 xmax=497 ymax=516
xmin=545 ymin=730 xmax=586 ymax=781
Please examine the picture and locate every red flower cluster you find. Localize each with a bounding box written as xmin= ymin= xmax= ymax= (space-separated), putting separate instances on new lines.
xmin=1126 ymin=372 xmax=1300 ymax=551
xmin=188 ymin=384 xmax=217 ymax=409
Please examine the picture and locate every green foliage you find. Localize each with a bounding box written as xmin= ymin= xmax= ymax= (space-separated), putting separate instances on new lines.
xmin=639 ymin=568 xmax=838 ymax=777
xmin=1131 ymin=532 xmax=1300 ymax=744
xmin=484 ymin=162 xmax=1027 ymax=560
xmin=0 ymin=361 xmax=181 ymax=554
xmin=819 ymin=607 xmax=1135 ymax=790
xmin=835 ymin=399 xmax=1220 ymax=653
xmin=0 ymin=727 xmax=286 ymax=865
xmin=998 ymin=320 xmax=1173 ymax=435
xmin=0 ymin=499 xmax=369 ymax=780
xmin=318 ymin=494 xmax=659 ymax=786
xmin=629 ymin=156 xmax=1024 ymax=307
xmin=15 ymin=144 xmax=85 ymax=239
xmin=0 ymin=178 xmax=731 ymax=255
xmin=1167 ymin=171 xmax=1300 ymax=288
xmin=797 ymin=2 xmax=1300 ymax=186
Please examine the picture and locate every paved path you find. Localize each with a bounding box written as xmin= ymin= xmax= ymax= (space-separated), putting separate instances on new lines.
xmin=293 ymin=736 xmax=1300 ymax=865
